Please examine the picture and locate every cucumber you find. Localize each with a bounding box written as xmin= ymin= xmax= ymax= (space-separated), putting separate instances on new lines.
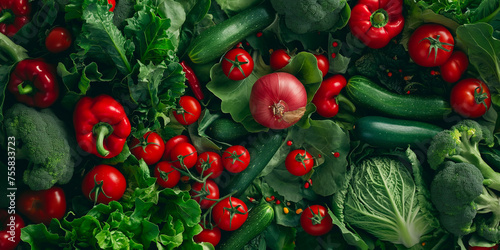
xmin=205 ymin=118 xmax=250 ymax=144
xmin=219 ymin=202 xmax=274 ymax=250
xmin=186 ymin=3 xmax=275 ymax=64
xmin=346 ymin=75 xmax=452 ymax=121
xmin=353 ymin=116 xmax=444 ymax=148
xmin=223 ymin=132 xmax=284 ymax=197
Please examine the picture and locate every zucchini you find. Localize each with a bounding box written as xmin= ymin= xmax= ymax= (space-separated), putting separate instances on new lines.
xmin=186 ymin=3 xmax=275 ymax=64
xmin=353 ymin=116 xmax=443 ymax=148
xmin=223 ymin=132 xmax=284 ymax=197
xmin=346 ymin=75 xmax=452 ymax=121
xmin=219 ymin=202 xmax=274 ymax=250
xmin=205 ymin=118 xmax=250 ymax=144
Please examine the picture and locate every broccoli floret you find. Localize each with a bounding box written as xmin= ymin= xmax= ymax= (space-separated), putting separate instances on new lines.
xmin=427 ymin=119 xmax=500 ymax=191
xmin=270 ymin=0 xmax=347 ymax=34
xmin=4 ymin=104 xmax=76 ymax=191
xmin=430 ymin=161 xmax=500 ymax=242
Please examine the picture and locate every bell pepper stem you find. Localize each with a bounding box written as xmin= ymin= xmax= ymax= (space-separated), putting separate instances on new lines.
xmin=0 ymin=12 xmax=12 ymax=23
xmin=17 ymin=83 xmax=33 ymax=95
xmin=93 ymin=123 xmax=113 ymax=157
xmin=337 ymin=93 xmax=356 ymax=113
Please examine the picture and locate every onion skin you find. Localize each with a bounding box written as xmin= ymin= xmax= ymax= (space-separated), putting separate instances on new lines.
xmin=249 ymin=72 xmax=307 ymax=129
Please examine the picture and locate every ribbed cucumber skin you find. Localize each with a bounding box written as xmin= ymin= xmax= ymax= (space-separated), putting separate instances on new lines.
xmin=223 ymin=132 xmax=284 ymax=197
xmin=186 ymin=3 xmax=275 ymax=64
xmin=219 ymin=203 xmax=274 ymax=250
xmin=354 ymin=116 xmax=443 ymax=148
xmin=206 ymin=118 xmax=249 ymax=144
xmin=346 ymin=75 xmax=452 ymax=121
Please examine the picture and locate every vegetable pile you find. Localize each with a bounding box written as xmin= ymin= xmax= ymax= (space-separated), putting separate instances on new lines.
xmin=0 ymin=0 xmax=500 ymax=249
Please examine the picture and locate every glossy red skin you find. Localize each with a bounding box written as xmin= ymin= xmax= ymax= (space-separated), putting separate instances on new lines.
xmin=440 ymin=50 xmax=469 ymax=83
xmin=408 ymin=24 xmax=454 ymax=67
xmin=7 ymin=59 xmax=59 ymax=108
xmin=107 ymin=0 xmax=115 ymax=11
xmin=173 ymin=96 xmax=202 ymax=126
xmin=81 ymin=165 xmax=127 ymax=205
xmin=45 ymin=27 xmax=72 ymax=53
xmin=285 ymin=149 xmax=314 ymax=176
xmin=349 ymin=0 xmax=404 ymax=49
xmin=300 ymin=205 xmax=333 ymax=236
xmin=73 ymin=94 xmax=131 ymax=159
xmin=0 ymin=0 xmax=31 ymax=37
xmin=195 ymin=151 xmax=223 ymax=179
xmin=180 ymin=61 xmax=204 ymax=100
xmin=314 ymin=54 xmax=329 ymax=77
xmin=469 ymin=245 xmax=499 ymax=250
xmin=221 ymin=48 xmax=254 ymax=81
xmin=270 ymin=49 xmax=291 ymax=71
xmin=222 ymin=145 xmax=250 ymax=173
xmin=130 ymin=131 xmax=165 ymax=165
xmin=312 ymin=74 xmax=347 ymax=118
xmin=17 ymin=186 xmax=66 ymax=225
xmin=194 ymin=224 xmax=221 ymax=247
xmin=162 ymin=135 xmax=190 ymax=161
xmin=450 ymin=78 xmax=491 ymax=118
xmin=212 ymin=197 xmax=248 ymax=231
xmin=154 ymin=161 xmax=181 ymax=188
xmin=190 ymin=180 xmax=220 ymax=209
xmin=170 ymin=142 xmax=198 ymax=169
xmin=0 ymin=210 xmax=24 ymax=250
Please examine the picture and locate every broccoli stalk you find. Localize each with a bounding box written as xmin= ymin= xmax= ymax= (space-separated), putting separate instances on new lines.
xmin=476 ymin=187 xmax=500 ymax=242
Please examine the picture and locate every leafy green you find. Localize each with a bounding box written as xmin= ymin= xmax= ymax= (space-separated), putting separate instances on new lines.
xmin=215 ymin=0 xmax=264 ymax=15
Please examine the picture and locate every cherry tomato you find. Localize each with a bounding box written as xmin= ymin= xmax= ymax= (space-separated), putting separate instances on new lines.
xmin=270 ymin=49 xmax=291 ymax=71
xmin=300 ymin=205 xmax=333 ymax=236
xmin=194 ymin=224 xmax=221 ymax=247
xmin=440 ymin=50 xmax=469 ymax=83
xmin=190 ymin=180 xmax=220 ymax=209
xmin=312 ymin=74 xmax=347 ymax=118
xmin=408 ymin=24 xmax=454 ymax=67
xmin=17 ymin=186 xmax=66 ymax=225
xmin=81 ymin=164 xmax=127 ymax=205
xmin=0 ymin=210 xmax=24 ymax=250
xmin=212 ymin=197 xmax=248 ymax=231
xmin=314 ymin=54 xmax=329 ymax=77
xmin=450 ymin=78 xmax=491 ymax=118
xmin=469 ymin=244 xmax=499 ymax=250
xmin=222 ymin=145 xmax=250 ymax=173
xmin=173 ymin=96 xmax=201 ymax=126
xmin=162 ymin=135 xmax=190 ymax=161
xmin=221 ymin=48 xmax=254 ymax=81
xmin=130 ymin=131 xmax=165 ymax=165
xmin=45 ymin=27 xmax=72 ymax=53
xmin=170 ymin=142 xmax=198 ymax=169
xmin=154 ymin=161 xmax=181 ymax=188
xmin=285 ymin=149 xmax=314 ymax=176
xmin=195 ymin=151 xmax=223 ymax=179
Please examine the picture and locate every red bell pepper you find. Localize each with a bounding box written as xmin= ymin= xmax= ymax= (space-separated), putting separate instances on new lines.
xmin=73 ymin=94 xmax=131 ymax=159
xmin=312 ymin=74 xmax=353 ymax=118
xmin=349 ymin=0 xmax=404 ymax=49
xmin=0 ymin=0 xmax=31 ymax=37
xmin=7 ymin=58 xmax=59 ymax=108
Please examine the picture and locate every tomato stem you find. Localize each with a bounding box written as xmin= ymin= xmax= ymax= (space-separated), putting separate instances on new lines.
xmin=475 ymin=84 xmax=489 ymax=109
xmin=307 ymin=206 xmax=326 ymax=225
xmin=419 ymin=35 xmax=454 ymax=64
xmin=89 ymin=174 xmax=112 ymax=205
xmin=224 ymin=53 xmax=250 ymax=78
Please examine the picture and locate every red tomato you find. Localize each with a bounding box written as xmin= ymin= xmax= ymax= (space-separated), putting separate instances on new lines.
xmin=170 ymin=142 xmax=198 ymax=169
xmin=0 ymin=210 xmax=24 ymax=250
xmin=162 ymin=135 xmax=190 ymax=161
xmin=212 ymin=197 xmax=248 ymax=231
xmin=81 ymin=165 xmax=127 ymax=205
xmin=195 ymin=151 xmax=223 ymax=179
xmin=440 ymin=50 xmax=469 ymax=83
xmin=194 ymin=224 xmax=221 ymax=247
xmin=300 ymin=205 xmax=333 ymax=236
xmin=190 ymin=180 xmax=220 ymax=209
xmin=221 ymin=48 xmax=254 ymax=80
xmin=130 ymin=131 xmax=165 ymax=165
xmin=315 ymin=54 xmax=329 ymax=77
xmin=154 ymin=161 xmax=181 ymax=188
xmin=17 ymin=186 xmax=66 ymax=225
xmin=312 ymin=74 xmax=347 ymax=118
xmin=173 ymin=96 xmax=201 ymax=126
xmin=469 ymin=245 xmax=499 ymax=250
xmin=270 ymin=49 xmax=291 ymax=70
xmin=285 ymin=149 xmax=314 ymax=176
xmin=45 ymin=27 xmax=72 ymax=53
xmin=222 ymin=145 xmax=250 ymax=173
xmin=450 ymin=78 xmax=491 ymax=118
xmin=408 ymin=24 xmax=454 ymax=67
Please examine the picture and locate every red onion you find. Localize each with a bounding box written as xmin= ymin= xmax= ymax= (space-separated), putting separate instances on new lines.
xmin=249 ymin=72 xmax=307 ymax=129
